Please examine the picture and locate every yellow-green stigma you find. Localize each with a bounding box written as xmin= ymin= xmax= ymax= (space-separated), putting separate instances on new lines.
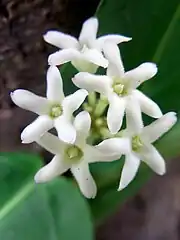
xmin=66 ymin=145 xmax=83 ymax=163
xmin=132 ymin=135 xmax=143 ymax=152
xmin=113 ymin=83 xmax=127 ymax=96
xmin=49 ymin=104 xmax=62 ymax=119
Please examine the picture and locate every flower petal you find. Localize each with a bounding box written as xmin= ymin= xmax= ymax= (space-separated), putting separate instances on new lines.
xmin=34 ymin=155 xmax=69 ymax=183
xmin=10 ymin=90 xmax=49 ymax=115
xmin=72 ymin=58 xmax=98 ymax=73
xmin=140 ymin=144 xmax=166 ymax=175
xmin=126 ymin=96 xmax=143 ymax=134
xmin=84 ymin=144 xmax=120 ymax=162
xmin=43 ymin=30 xmax=79 ymax=49
xmin=97 ymin=34 xmax=132 ymax=50
xmin=46 ymin=66 xmax=64 ymax=102
xmin=36 ymin=132 xmax=64 ymax=155
xmin=21 ymin=116 xmax=53 ymax=143
xmin=103 ymin=42 xmax=124 ymax=77
xmin=124 ymin=62 xmax=157 ymax=88
xmin=54 ymin=116 xmax=76 ymax=144
xmin=96 ymin=138 xmax=130 ymax=156
xmin=48 ymin=49 xmax=80 ymax=66
xmin=79 ymin=17 xmax=98 ymax=48
xmin=74 ymin=111 xmax=91 ymax=145
xmin=141 ymin=112 xmax=177 ymax=143
xmin=118 ymin=153 xmax=140 ymax=191
xmin=107 ymin=94 xmax=126 ymax=134
xmin=83 ymin=49 xmax=108 ymax=68
xmin=71 ymin=161 xmax=97 ymax=199
xmin=73 ymin=72 xmax=112 ymax=95
xmin=62 ymin=89 xmax=88 ymax=118
xmin=133 ymin=90 xmax=162 ymax=118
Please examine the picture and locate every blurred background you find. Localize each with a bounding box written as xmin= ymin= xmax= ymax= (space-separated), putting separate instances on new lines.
xmin=1 ymin=0 xmax=180 ymax=239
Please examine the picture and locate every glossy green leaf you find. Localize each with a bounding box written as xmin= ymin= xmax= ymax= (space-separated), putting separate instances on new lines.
xmin=0 ymin=153 xmax=93 ymax=240
xmin=60 ymin=63 xmax=78 ymax=95
xmin=96 ymin=0 xmax=180 ymax=112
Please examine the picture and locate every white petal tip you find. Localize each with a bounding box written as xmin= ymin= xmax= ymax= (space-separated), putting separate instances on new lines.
xmin=34 ymin=168 xmax=53 ymax=184
xmin=10 ymin=91 xmax=15 ymax=102
xmin=85 ymin=17 xmax=98 ymax=25
xmin=153 ymin=111 xmax=163 ymax=118
xmin=34 ymin=172 xmax=44 ymax=183
xmin=90 ymin=195 xmax=96 ymax=199
xmin=143 ymin=62 xmax=158 ymax=77
xmin=117 ymin=185 xmax=126 ymax=191
xmin=43 ymin=33 xmax=48 ymax=41
xmin=34 ymin=176 xmax=40 ymax=183
xmin=163 ymin=111 xmax=177 ymax=127
xmin=84 ymin=193 xmax=97 ymax=199
xmin=103 ymin=36 xmax=132 ymax=47
xmin=21 ymin=134 xmax=32 ymax=144
xmin=84 ymin=190 xmax=97 ymax=199
xmin=21 ymin=132 xmax=33 ymax=144
xmin=43 ymin=31 xmax=57 ymax=44
xmin=10 ymin=90 xmax=20 ymax=102
xmin=158 ymin=170 xmax=166 ymax=176
xmin=156 ymin=165 xmax=166 ymax=175
xmin=122 ymin=36 xmax=132 ymax=42
xmin=110 ymin=129 xmax=118 ymax=135
xmin=108 ymin=122 xmax=122 ymax=135
xmin=21 ymin=140 xmax=28 ymax=144
xmin=48 ymin=54 xmax=57 ymax=66
xmin=167 ymin=111 xmax=177 ymax=119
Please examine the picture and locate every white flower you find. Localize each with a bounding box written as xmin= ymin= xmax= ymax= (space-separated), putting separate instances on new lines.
xmin=44 ymin=17 xmax=131 ymax=73
xmin=35 ymin=111 xmax=130 ymax=198
xmin=102 ymin=112 xmax=177 ymax=191
xmin=73 ymin=42 xmax=163 ymax=134
xmin=11 ymin=66 xmax=88 ymax=144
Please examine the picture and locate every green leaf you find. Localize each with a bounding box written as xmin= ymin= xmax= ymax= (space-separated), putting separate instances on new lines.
xmin=0 ymin=153 xmax=93 ymax=240
xmin=60 ymin=63 xmax=78 ymax=95
xmin=96 ymin=0 xmax=180 ymax=112
xmin=142 ymin=4 xmax=180 ymax=112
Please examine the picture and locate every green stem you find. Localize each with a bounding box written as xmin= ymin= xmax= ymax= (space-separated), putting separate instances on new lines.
xmin=94 ymin=99 xmax=108 ymax=117
xmin=88 ymin=92 xmax=97 ymax=107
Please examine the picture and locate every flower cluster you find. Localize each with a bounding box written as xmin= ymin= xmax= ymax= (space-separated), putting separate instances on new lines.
xmin=11 ymin=17 xmax=177 ymax=198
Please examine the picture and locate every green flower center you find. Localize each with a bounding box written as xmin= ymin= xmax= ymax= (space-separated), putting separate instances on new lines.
xmin=113 ymin=83 xmax=127 ymax=96
xmin=49 ymin=104 xmax=62 ymax=119
xmin=66 ymin=145 xmax=83 ymax=163
xmin=132 ymin=135 xmax=143 ymax=152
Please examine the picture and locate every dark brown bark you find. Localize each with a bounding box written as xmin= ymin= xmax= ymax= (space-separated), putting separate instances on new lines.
xmin=0 ymin=0 xmax=99 ymax=151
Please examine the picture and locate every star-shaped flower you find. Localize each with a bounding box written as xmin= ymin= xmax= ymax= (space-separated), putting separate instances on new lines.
xmin=11 ymin=66 xmax=88 ymax=144
xmin=35 ymin=111 xmax=130 ymax=198
xmin=44 ymin=17 xmax=131 ymax=73
xmin=97 ymin=112 xmax=177 ymax=191
xmin=73 ymin=42 xmax=163 ymax=134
